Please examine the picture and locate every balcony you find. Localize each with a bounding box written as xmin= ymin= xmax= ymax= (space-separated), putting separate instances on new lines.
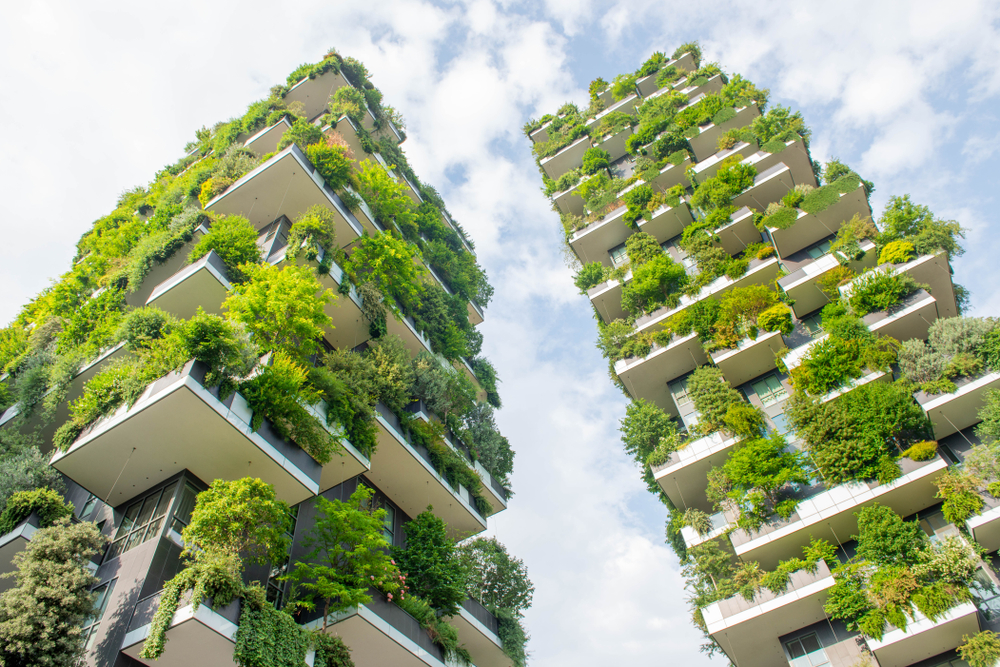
xmin=729 ymin=455 xmax=948 ymax=569
xmin=569 ymin=200 xmax=693 ymax=266
xmin=587 ymin=274 xmax=628 ymax=323
xmin=145 ymin=250 xmax=231 ymax=321
xmin=121 ymin=590 xmax=241 ymax=667
xmin=768 ymin=184 xmax=872 ymax=259
xmin=866 ymin=602 xmax=980 ymax=667
xmin=917 ymin=370 xmax=1000 ymax=439
xmin=316 ymin=589 xmax=449 ymax=667
xmin=124 ymin=224 xmax=208 ymax=309
xmin=243 ymin=117 xmax=292 ymax=157
xmin=204 ymin=145 xmax=369 ymax=241
xmin=703 ymin=561 xmax=835 ymax=667
xmin=712 ymin=206 xmax=761 ymax=256
xmin=634 ymin=51 xmax=698 ymax=97
xmin=710 ymin=330 xmax=786 ymax=388
xmin=681 ymin=509 xmax=733 ymax=549
xmin=635 ymin=256 xmax=782 ymax=337
xmin=860 ymin=287 xmax=938 ymax=343
xmin=616 ymin=331 xmax=708 ymax=415
xmin=591 ymin=125 xmax=634 ymax=163
xmin=646 ymin=153 xmax=692 ymax=192
xmin=687 ymin=104 xmax=760 ymax=162
xmin=676 ymin=73 xmax=725 ymax=100
xmin=778 ymin=240 xmax=878 ymax=318
xmin=0 ymin=512 xmax=39 ymax=594
xmin=654 ymin=431 xmax=740 ymax=512
xmin=529 ymin=119 xmax=552 ymax=144
xmin=731 ymin=162 xmax=795 ymax=212
xmin=49 ymin=359 xmax=338 ymax=507
xmin=368 ymin=404 xmax=488 ymax=539
xmin=893 ymin=251 xmax=958 ymax=319
xmin=0 ymin=343 xmax=128 ymax=453
xmin=284 ymin=66 xmax=352 ymax=122
xmin=550 ymin=177 xmax=585 ymax=216
xmin=539 ymin=135 xmax=591 ymax=180
xmin=691 ymin=141 xmax=758 ymax=182
xmin=450 ymin=598 xmax=511 ymax=667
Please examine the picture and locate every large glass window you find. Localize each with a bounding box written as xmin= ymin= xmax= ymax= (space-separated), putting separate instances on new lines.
xmin=805 ymin=239 xmax=833 ymax=260
xmin=105 ymin=482 xmax=177 ymax=562
xmin=784 ymin=633 xmax=830 ymax=667
xmin=80 ymin=494 xmax=99 ymax=520
xmin=265 ymin=506 xmax=299 ymax=609
xmin=81 ymin=578 xmax=117 ymax=650
xmin=751 ymin=374 xmax=788 ymax=407
xmin=382 ymin=505 xmax=396 ymax=544
xmin=801 ymin=311 xmax=824 ymax=337
xmin=609 ymin=243 xmax=628 ymax=267
xmin=169 ymin=482 xmax=201 ymax=534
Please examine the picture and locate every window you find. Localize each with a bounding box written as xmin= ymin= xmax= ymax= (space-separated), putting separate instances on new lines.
xmin=805 ymin=239 xmax=833 ymax=260
xmin=169 ymin=482 xmax=201 ymax=534
xmin=918 ymin=510 xmax=960 ymax=543
xmin=784 ymin=633 xmax=830 ymax=667
xmin=80 ymin=494 xmax=99 ymax=520
xmin=751 ymin=374 xmax=788 ymax=407
xmin=265 ymin=506 xmax=299 ymax=609
xmin=81 ymin=579 xmax=117 ymax=650
xmin=971 ymin=569 xmax=1000 ymax=620
xmin=801 ymin=312 xmax=824 ymax=337
xmin=105 ymin=483 xmax=177 ymax=562
xmin=609 ymin=243 xmax=628 ymax=267
xmin=669 ymin=377 xmax=692 ymax=408
xmin=382 ymin=505 xmax=396 ymax=544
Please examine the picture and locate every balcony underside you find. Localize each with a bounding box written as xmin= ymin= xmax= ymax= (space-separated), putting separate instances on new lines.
xmin=732 ymin=164 xmax=794 ymax=212
xmin=863 ymin=289 xmax=937 ymax=343
xmin=146 ymin=250 xmax=230 ymax=321
xmin=656 ymin=432 xmax=739 ymax=513
xmin=368 ymin=408 xmax=487 ymax=539
xmin=921 ymin=371 xmax=1000 ymax=439
xmin=284 ymin=68 xmax=351 ymax=121
xmin=713 ymin=207 xmax=761 ymax=256
xmin=710 ymin=330 xmax=786 ymax=388
xmin=616 ymin=332 xmax=708 ymax=416
xmin=867 ymin=603 xmax=980 ymax=667
xmin=125 ymin=231 xmax=205 ymax=309
xmin=539 ymin=136 xmax=590 ymax=180
xmin=588 ymin=278 xmax=627 ymax=323
xmin=732 ymin=458 xmax=947 ymax=569
xmin=688 ymin=105 xmax=760 ymax=162
xmin=243 ymin=117 xmax=292 ymax=157
xmin=968 ymin=503 xmax=1000 ymax=551
xmin=898 ymin=251 xmax=958 ymax=319
xmin=0 ymin=519 xmax=36 ymax=594
xmin=50 ymin=362 xmax=324 ymax=507
xmin=450 ymin=606 xmax=510 ymax=667
xmin=205 ymin=147 xmax=365 ymax=241
xmin=121 ymin=602 xmax=239 ymax=667
xmin=768 ymin=185 xmax=871 ymax=259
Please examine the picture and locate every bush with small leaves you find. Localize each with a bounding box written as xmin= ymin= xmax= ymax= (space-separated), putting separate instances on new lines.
xmin=582 ymin=147 xmax=611 ymax=175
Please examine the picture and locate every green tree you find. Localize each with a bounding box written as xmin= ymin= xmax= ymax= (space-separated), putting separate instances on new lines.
xmin=188 ymin=214 xmax=262 ymax=282
xmin=353 ymin=160 xmax=416 ymax=230
xmin=224 ymin=262 xmax=333 ymax=363
xmin=181 ymin=477 xmax=291 ymax=567
xmin=854 ymin=504 xmax=926 ymax=566
xmin=688 ymin=365 xmax=742 ymax=434
xmin=346 ymin=232 xmax=425 ymax=315
xmin=392 ymin=508 xmax=467 ymax=616
xmin=0 ymin=517 xmax=106 ymax=667
xmin=286 ymin=486 xmax=403 ymax=629
xmin=620 ymin=399 xmax=679 ymax=496
xmin=0 ymin=488 xmax=73 ymax=534
xmin=306 ymin=141 xmax=353 ymax=191
xmin=878 ymin=194 xmax=965 ymax=259
xmin=456 ymin=537 xmax=534 ymax=614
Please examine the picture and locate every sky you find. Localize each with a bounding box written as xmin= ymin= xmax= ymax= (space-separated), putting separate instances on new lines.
xmin=2 ymin=1 xmax=1000 ymax=665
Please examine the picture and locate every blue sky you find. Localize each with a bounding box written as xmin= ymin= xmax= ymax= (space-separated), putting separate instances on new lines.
xmin=2 ymin=1 xmax=1000 ymax=665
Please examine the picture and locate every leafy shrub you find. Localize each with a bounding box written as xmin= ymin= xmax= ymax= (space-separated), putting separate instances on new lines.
xmin=758 ymin=304 xmax=793 ymax=335
xmin=622 ymin=185 xmax=653 ymax=225
xmin=276 ymin=117 xmax=324 ymax=152
xmin=878 ymin=240 xmax=915 ymax=265
xmin=621 ymin=254 xmax=687 ymax=317
xmin=878 ymin=194 xmax=965 ymax=260
xmin=936 ymin=469 xmax=984 ymax=523
xmin=846 ymin=269 xmax=919 ymax=316
xmin=960 ymin=631 xmax=1000 ymax=667
xmin=573 ymin=262 xmax=606 ymax=294
xmin=117 ymin=307 xmax=175 ymax=351
xmin=688 ymin=365 xmax=743 ymax=434
xmin=306 ymin=140 xmax=353 ymax=191
xmin=392 ymin=509 xmax=466 ymax=616
xmin=287 ymin=205 xmax=338 ymax=269
xmin=799 ymin=173 xmax=861 ymax=214
xmin=0 ymin=488 xmax=73 ymax=535
xmin=188 ymin=215 xmax=262 ymax=282
xmin=900 ymin=440 xmax=937 ymax=461
xmin=582 ymin=147 xmax=611 ymax=175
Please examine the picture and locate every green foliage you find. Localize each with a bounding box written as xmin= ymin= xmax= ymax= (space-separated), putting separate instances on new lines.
xmin=457 ymin=536 xmax=534 ymax=614
xmin=287 ymin=205 xmax=338 ymax=270
xmin=688 ymin=365 xmax=743 ymax=434
xmin=306 ymin=140 xmax=353 ymax=191
xmin=620 ymin=399 xmax=681 ymax=495
xmin=353 ymin=159 xmax=416 ymax=230
xmin=234 ymin=584 xmax=311 ymax=667
xmin=0 ymin=518 xmax=106 ymax=667
xmin=846 ymin=269 xmax=920 ymax=316
xmin=393 ymin=508 xmax=467 ymax=616
xmin=0 ymin=488 xmax=73 ymax=535
xmin=900 ymin=440 xmax=938 ymax=461
xmin=621 ymin=254 xmax=687 ymax=317
xmin=758 ymin=304 xmax=793 ymax=335
xmin=935 ymin=469 xmax=984 ymax=523
xmin=57 ymin=286 xmax=126 ymax=357
xmin=330 ymin=86 xmax=367 ymax=124
xmin=181 ymin=477 xmax=291 ymax=565
xmin=786 ymin=380 xmax=930 ymax=485
xmin=711 ymin=285 xmax=781 ymax=348
xmin=960 ymin=631 xmax=1000 ymax=667
xmin=141 ymin=549 xmax=244 ymax=660
xmin=574 ymin=261 xmax=606 ymax=294
xmin=241 ymin=352 xmax=341 ymax=463
xmin=276 ymin=117 xmax=324 ymax=152
xmin=346 ymin=229 xmax=424 ymax=316
xmin=799 ymin=172 xmax=861 ymax=214
xmin=855 ymin=504 xmax=926 ymax=565
xmin=286 ymin=486 xmax=403 ymax=627
xmin=878 ymin=194 xmax=965 ymax=259
xmin=582 ymin=147 xmax=611 ymax=175
xmin=188 ymin=214 xmax=262 ymax=282
xmin=878 ymin=240 xmax=915 ymax=265
xmin=708 ymin=434 xmax=808 ymax=532
xmin=690 ymin=156 xmax=756 ymax=212
xmin=224 ymin=262 xmax=333 ymax=363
